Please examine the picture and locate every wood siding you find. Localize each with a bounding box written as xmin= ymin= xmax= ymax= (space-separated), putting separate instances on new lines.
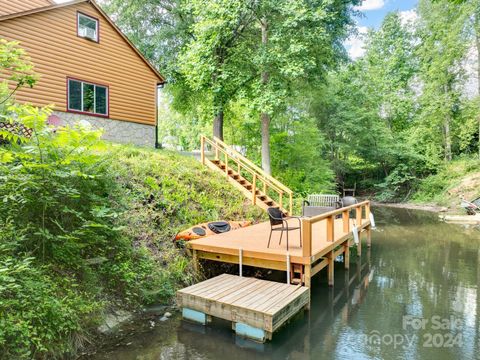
xmin=0 ymin=0 xmax=53 ymax=17
xmin=0 ymin=2 xmax=161 ymax=125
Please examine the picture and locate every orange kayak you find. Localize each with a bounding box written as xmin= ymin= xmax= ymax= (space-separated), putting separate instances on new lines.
xmin=175 ymin=220 xmax=251 ymax=241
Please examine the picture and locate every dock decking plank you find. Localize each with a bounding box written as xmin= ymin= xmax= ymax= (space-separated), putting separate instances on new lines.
xmin=177 ymin=274 xmax=310 ymax=341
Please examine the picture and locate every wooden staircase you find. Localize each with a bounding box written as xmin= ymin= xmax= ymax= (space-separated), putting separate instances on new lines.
xmin=200 ymin=136 xmax=293 ymax=215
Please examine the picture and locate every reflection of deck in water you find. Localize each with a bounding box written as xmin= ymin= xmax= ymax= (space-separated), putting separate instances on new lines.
xmin=178 ymin=201 xmax=373 ymax=342
xmin=177 ymin=251 xmax=374 ymax=351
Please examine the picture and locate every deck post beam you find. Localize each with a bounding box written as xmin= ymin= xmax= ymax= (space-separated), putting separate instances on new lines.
xmin=286 ymin=252 xmax=290 ymax=284
xmin=239 ymin=248 xmax=243 ymax=277
xmin=344 ymin=239 xmax=350 ymax=270
xmin=327 ymin=215 xmax=334 ymax=242
xmin=192 ymin=249 xmax=199 ymax=272
xmin=327 ymin=250 xmax=334 ymax=286
xmin=357 ymin=229 xmax=362 ymax=257
xmin=356 ymin=204 xmax=363 ymax=227
xmin=367 ymin=226 xmax=372 ymax=248
xmin=342 ymin=210 xmax=350 ymax=233
xmin=302 ymin=219 xmax=312 ymax=258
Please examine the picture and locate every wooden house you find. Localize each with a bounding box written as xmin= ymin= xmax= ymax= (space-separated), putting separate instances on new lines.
xmin=0 ymin=0 xmax=165 ymax=147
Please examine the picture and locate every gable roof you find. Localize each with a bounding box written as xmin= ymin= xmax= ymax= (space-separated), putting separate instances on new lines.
xmin=0 ymin=0 xmax=54 ymax=17
xmin=0 ymin=0 xmax=165 ymax=83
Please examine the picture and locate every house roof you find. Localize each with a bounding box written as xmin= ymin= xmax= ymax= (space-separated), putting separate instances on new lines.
xmin=0 ymin=0 xmax=165 ymax=83
xmin=0 ymin=0 xmax=54 ymax=17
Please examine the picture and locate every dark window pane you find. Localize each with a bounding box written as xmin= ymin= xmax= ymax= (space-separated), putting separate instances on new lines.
xmin=83 ymin=83 xmax=94 ymax=113
xmin=68 ymin=80 xmax=82 ymax=111
xmin=95 ymin=86 xmax=107 ymax=115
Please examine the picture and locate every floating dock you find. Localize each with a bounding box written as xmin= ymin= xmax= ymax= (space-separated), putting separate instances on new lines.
xmin=177 ymin=274 xmax=309 ymax=342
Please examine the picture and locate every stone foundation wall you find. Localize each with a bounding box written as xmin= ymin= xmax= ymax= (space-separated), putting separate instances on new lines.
xmin=52 ymin=111 xmax=156 ymax=147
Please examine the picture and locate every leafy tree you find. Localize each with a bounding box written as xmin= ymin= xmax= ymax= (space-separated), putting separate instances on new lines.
xmin=415 ymin=0 xmax=471 ymax=162
xmin=178 ymin=0 xmax=255 ymax=139
xmin=0 ymin=39 xmax=37 ymax=108
xmin=243 ymin=0 xmax=359 ymax=174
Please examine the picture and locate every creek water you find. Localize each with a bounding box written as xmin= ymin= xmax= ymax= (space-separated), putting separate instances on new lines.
xmin=89 ymin=207 xmax=480 ymax=360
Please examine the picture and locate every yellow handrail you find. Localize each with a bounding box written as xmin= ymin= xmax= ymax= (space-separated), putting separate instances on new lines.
xmin=213 ymin=136 xmax=293 ymax=195
xmin=301 ymin=200 xmax=371 ymax=258
xmin=201 ymin=135 xmax=294 ymax=215
xmin=203 ymin=137 xmax=285 ymax=195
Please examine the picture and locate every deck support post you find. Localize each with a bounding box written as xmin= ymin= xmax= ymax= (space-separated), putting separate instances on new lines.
xmin=344 ymin=239 xmax=350 ymax=270
xmin=239 ymin=248 xmax=243 ymax=277
xmin=367 ymin=226 xmax=372 ymax=248
xmin=286 ymin=252 xmax=290 ymax=284
xmin=304 ymin=264 xmax=311 ymax=310
xmin=342 ymin=210 xmax=350 ymax=233
xmin=327 ymin=250 xmax=334 ymax=286
xmin=304 ymin=264 xmax=311 ymax=287
xmin=357 ymin=230 xmax=362 ymax=257
xmin=192 ymin=249 xmax=199 ymax=272
xmin=326 ymin=215 xmax=334 ymax=242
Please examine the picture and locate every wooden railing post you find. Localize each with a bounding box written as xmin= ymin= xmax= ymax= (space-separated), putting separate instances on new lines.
xmin=342 ymin=210 xmax=350 ymax=233
xmin=252 ymin=173 xmax=257 ymax=205
xmin=327 ymin=215 xmax=334 ymax=242
xmin=302 ymin=219 xmax=312 ymax=258
xmin=200 ymin=136 xmax=205 ymax=165
xmin=365 ymin=201 xmax=371 ymax=220
xmin=279 ymin=191 xmax=283 ymax=210
xmin=356 ymin=204 xmax=363 ymax=227
xmin=289 ymin=193 xmax=293 ymax=216
xmin=224 ymin=154 xmax=229 ymax=176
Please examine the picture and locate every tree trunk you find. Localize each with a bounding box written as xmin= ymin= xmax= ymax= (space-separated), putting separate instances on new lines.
xmin=475 ymin=10 xmax=480 ymax=159
xmin=260 ymin=17 xmax=271 ymax=175
xmin=213 ymin=109 xmax=224 ymax=140
xmin=444 ymin=112 xmax=452 ymax=162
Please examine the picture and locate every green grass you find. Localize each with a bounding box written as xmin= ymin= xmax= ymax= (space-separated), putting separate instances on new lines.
xmin=0 ymin=131 xmax=264 ymax=359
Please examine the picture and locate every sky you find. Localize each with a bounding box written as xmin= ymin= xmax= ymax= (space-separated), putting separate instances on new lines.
xmin=346 ymin=0 xmax=419 ymax=59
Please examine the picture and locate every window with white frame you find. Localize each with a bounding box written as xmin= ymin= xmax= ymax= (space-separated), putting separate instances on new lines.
xmin=77 ymin=12 xmax=99 ymax=42
xmin=68 ymin=79 xmax=108 ymax=116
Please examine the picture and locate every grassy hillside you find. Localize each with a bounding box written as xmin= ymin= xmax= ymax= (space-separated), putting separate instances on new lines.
xmin=0 ymin=115 xmax=263 ymax=359
xmin=412 ymin=156 xmax=480 ymax=211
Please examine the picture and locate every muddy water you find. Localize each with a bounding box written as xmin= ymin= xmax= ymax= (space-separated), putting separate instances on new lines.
xmin=89 ymin=207 xmax=480 ymax=360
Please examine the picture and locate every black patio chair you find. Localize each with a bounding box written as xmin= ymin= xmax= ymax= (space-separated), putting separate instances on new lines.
xmin=267 ymin=207 xmax=302 ymax=251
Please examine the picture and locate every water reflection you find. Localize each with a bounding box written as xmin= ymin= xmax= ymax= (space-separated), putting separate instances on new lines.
xmin=89 ymin=207 xmax=480 ymax=360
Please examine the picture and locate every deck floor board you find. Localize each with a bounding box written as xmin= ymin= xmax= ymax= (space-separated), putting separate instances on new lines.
xmin=189 ymin=218 xmax=366 ymax=263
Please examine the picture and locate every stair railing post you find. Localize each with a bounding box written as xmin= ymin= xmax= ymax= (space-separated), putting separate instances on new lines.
xmin=279 ymin=191 xmax=283 ymax=211
xmin=200 ymin=136 xmax=205 ymax=165
xmin=252 ymin=173 xmax=257 ymax=205
xmin=225 ymin=153 xmax=229 ymax=176
xmin=289 ymin=193 xmax=293 ymax=216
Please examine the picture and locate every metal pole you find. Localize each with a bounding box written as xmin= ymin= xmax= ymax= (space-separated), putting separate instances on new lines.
xmin=239 ymin=248 xmax=243 ymax=277
xmin=286 ymin=252 xmax=290 ymax=284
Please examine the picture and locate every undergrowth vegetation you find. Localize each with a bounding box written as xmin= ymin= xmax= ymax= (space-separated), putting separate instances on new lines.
xmin=0 ymin=106 xmax=262 ymax=359
xmin=412 ymin=156 xmax=480 ymax=207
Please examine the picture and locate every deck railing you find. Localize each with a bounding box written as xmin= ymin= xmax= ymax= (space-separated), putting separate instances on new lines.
xmin=200 ymin=135 xmax=294 ymax=215
xmin=301 ymin=200 xmax=371 ymax=258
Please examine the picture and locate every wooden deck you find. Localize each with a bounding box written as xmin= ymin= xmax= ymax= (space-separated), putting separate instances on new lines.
xmin=189 ymin=201 xmax=373 ymax=287
xmin=177 ymin=274 xmax=309 ymax=342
